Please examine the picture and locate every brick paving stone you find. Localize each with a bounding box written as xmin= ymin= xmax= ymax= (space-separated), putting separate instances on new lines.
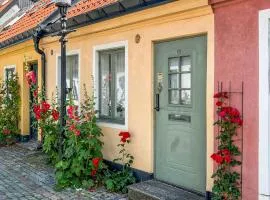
xmin=0 ymin=143 xmax=128 ymax=200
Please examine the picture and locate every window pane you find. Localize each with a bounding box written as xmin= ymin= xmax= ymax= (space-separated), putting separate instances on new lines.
xmin=181 ymin=90 xmax=191 ymax=105
xmin=169 ymin=90 xmax=180 ymax=105
xmin=169 ymin=74 xmax=179 ymax=89
xmin=6 ymin=68 xmax=14 ymax=81
xmin=181 ymin=73 xmax=191 ymax=89
xmin=181 ymin=56 xmax=191 ymax=72
xmin=169 ymin=58 xmax=179 ymax=73
xmin=100 ymin=52 xmax=111 ymax=117
xmin=67 ymin=55 xmax=79 ymax=101
xmin=112 ymin=51 xmax=125 ymax=120
xmin=58 ymin=55 xmax=79 ymax=104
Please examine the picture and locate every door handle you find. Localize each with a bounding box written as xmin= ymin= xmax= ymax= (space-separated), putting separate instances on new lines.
xmin=154 ymin=94 xmax=160 ymax=111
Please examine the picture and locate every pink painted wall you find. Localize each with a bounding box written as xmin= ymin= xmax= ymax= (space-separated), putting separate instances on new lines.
xmin=211 ymin=0 xmax=270 ymax=199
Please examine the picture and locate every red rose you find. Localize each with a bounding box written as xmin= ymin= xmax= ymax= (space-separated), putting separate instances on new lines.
xmin=213 ymin=92 xmax=228 ymax=99
xmin=92 ymin=158 xmax=101 ymax=168
xmin=221 ymin=149 xmax=230 ymax=155
xmin=26 ymin=71 xmax=37 ymax=85
xmin=224 ymin=155 xmax=231 ymax=164
xmin=216 ymin=101 xmax=223 ymax=107
xmin=231 ymin=117 xmax=243 ymax=126
xmin=119 ymin=131 xmax=130 ymax=143
xmin=218 ymin=110 xmax=226 ymax=118
xmin=52 ymin=109 xmax=59 ymax=121
xmin=211 ymin=153 xmax=223 ymax=164
xmin=230 ymin=108 xmax=240 ymax=117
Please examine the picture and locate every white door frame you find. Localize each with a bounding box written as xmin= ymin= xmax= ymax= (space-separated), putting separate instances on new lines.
xmin=259 ymin=9 xmax=270 ymax=200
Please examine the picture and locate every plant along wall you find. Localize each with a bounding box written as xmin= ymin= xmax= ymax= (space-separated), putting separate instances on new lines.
xmin=0 ymin=74 xmax=20 ymax=145
xmin=26 ymin=68 xmax=104 ymax=189
xmin=211 ymin=92 xmax=243 ymax=200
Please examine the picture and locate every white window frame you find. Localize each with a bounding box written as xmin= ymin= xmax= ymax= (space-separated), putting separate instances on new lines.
xmin=56 ymin=49 xmax=81 ymax=107
xmin=93 ymin=41 xmax=128 ymax=130
xmin=259 ymin=9 xmax=270 ymax=200
xmin=3 ymin=65 xmax=16 ymax=81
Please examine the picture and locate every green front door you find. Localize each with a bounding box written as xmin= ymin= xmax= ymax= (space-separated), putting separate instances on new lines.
xmin=154 ymin=36 xmax=207 ymax=193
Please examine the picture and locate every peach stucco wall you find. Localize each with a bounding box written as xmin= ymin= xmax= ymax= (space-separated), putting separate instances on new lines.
xmin=212 ymin=0 xmax=270 ymax=199
xmin=41 ymin=0 xmax=215 ymax=190
xmin=0 ymin=41 xmax=42 ymax=136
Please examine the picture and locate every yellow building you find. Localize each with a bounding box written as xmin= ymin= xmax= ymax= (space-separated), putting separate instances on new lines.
xmin=0 ymin=0 xmax=214 ymax=197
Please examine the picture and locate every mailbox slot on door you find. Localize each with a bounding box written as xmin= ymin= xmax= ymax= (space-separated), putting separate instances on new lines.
xmin=168 ymin=113 xmax=191 ymax=123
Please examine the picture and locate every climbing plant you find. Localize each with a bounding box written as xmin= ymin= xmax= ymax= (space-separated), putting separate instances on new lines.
xmin=211 ymin=92 xmax=242 ymax=200
xmin=0 ymin=74 xmax=20 ymax=145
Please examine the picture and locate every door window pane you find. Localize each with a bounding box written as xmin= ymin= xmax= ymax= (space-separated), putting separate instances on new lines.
xmin=181 ymin=90 xmax=191 ymax=105
xmin=169 ymin=58 xmax=180 ymax=73
xmin=99 ymin=48 xmax=125 ymax=124
xmin=169 ymin=90 xmax=180 ymax=105
xmin=169 ymin=74 xmax=180 ymax=89
xmin=181 ymin=56 xmax=191 ymax=72
xmin=181 ymin=73 xmax=191 ymax=89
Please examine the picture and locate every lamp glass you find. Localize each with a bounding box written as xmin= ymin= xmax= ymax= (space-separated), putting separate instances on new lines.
xmin=54 ymin=0 xmax=71 ymax=6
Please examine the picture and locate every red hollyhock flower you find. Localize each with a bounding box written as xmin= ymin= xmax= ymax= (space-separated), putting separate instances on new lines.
xmin=74 ymin=130 xmax=81 ymax=136
xmin=91 ymin=170 xmax=97 ymax=177
xmin=3 ymin=129 xmax=11 ymax=135
xmin=33 ymin=89 xmax=38 ymax=98
xmin=67 ymin=106 xmax=74 ymax=119
xmin=35 ymin=112 xmax=41 ymax=120
xmin=211 ymin=153 xmax=223 ymax=164
xmin=92 ymin=158 xmax=101 ymax=168
xmin=52 ymin=110 xmax=59 ymax=121
xmin=41 ymin=101 xmax=50 ymax=113
xmin=69 ymin=124 xmax=76 ymax=131
xmin=26 ymin=71 xmax=37 ymax=85
xmin=216 ymin=101 xmax=223 ymax=107
xmin=33 ymin=104 xmax=40 ymax=113
xmin=33 ymin=105 xmax=41 ymax=120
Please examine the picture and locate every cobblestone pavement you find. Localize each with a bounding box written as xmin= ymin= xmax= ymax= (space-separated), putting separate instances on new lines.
xmin=0 ymin=144 xmax=127 ymax=200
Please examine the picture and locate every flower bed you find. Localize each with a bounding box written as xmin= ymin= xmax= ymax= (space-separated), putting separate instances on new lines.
xmin=26 ymin=70 xmax=135 ymax=193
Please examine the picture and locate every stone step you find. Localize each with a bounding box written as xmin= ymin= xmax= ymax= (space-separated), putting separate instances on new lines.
xmin=128 ymin=180 xmax=205 ymax=200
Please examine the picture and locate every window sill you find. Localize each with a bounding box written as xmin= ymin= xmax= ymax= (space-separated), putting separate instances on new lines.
xmin=97 ymin=121 xmax=127 ymax=130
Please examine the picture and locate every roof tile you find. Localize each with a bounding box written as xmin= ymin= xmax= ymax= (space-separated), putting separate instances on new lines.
xmin=0 ymin=0 xmax=117 ymax=45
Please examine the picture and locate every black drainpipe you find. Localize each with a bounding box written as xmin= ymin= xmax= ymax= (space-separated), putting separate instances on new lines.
xmin=33 ymin=25 xmax=46 ymax=98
